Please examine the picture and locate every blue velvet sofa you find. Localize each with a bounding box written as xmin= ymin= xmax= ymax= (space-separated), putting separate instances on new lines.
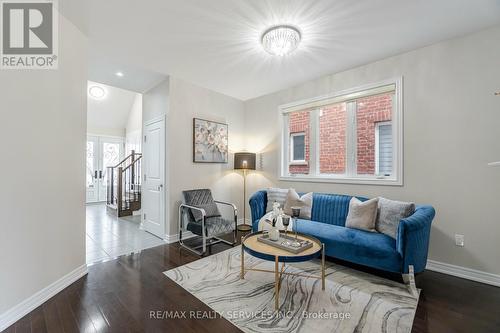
xmin=249 ymin=190 xmax=435 ymax=274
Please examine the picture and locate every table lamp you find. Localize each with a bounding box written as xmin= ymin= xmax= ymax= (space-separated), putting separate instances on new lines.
xmin=234 ymin=152 xmax=256 ymax=232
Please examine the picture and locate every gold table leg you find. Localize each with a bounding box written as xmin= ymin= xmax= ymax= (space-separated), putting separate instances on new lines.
xmin=240 ymin=237 xmax=245 ymax=279
xmin=275 ymin=255 xmax=279 ymax=311
xmin=321 ymin=243 xmax=325 ymax=290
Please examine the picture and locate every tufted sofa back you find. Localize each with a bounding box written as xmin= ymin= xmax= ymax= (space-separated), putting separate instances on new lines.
xmin=249 ymin=190 xmax=367 ymax=227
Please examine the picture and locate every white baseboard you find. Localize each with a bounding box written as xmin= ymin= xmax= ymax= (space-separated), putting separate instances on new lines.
xmin=164 ymin=231 xmax=196 ymax=244
xmin=426 ymin=260 xmax=500 ymax=287
xmin=0 ymin=264 xmax=88 ymax=331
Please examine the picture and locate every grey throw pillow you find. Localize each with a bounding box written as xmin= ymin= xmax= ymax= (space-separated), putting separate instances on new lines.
xmin=266 ymin=188 xmax=289 ymax=212
xmin=345 ymin=197 xmax=379 ymax=232
xmin=376 ymin=197 xmax=415 ymax=239
xmin=283 ymin=189 xmax=313 ymax=219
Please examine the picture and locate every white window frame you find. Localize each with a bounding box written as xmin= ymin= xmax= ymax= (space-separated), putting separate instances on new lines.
xmin=279 ymin=77 xmax=403 ymax=186
xmin=290 ymin=132 xmax=306 ymax=164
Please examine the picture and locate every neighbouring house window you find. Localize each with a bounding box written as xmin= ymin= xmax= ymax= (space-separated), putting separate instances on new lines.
xmin=376 ymin=122 xmax=393 ymax=176
xmin=290 ymin=132 xmax=306 ymax=163
xmin=280 ymin=78 xmax=402 ymax=185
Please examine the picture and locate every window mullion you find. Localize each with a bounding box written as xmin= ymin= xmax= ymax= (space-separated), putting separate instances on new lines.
xmin=310 ymin=109 xmax=319 ymax=176
xmin=346 ymin=101 xmax=357 ymax=177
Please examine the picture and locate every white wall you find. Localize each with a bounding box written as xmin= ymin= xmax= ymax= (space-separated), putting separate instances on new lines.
xmin=167 ymin=77 xmax=245 ymax=236
xmin=142 ymin=78 xmax=170 ymax=123
xmin=87 ymin=81 xmax=137 ymax=138
xmin=244 ymin=26 xmax=500 ymax=276
xmin=0 ymin=15 xmax=87 ymax=315
xmin=125 ymin=94 xmax=143 ymax=154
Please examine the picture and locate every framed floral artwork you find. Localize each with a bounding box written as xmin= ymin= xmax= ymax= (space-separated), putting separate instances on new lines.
xmin=193 ymin=118 xmax=228 ymax=163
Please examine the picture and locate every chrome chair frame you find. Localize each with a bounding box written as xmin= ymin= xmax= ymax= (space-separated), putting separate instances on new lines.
xmin=178 ymin=200 xmax=238 ymax=256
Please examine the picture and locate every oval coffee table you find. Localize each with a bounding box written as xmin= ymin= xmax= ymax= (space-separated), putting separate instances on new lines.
xmin=241 ymin=231 xmax=325 ymax=310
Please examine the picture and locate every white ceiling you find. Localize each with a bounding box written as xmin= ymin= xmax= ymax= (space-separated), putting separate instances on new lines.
xmin=88 ymin=55 xmax=167 ymax=93
xmin=87 ymin=81 xmax=139 ymax=131
xmin=65 ymin=0 xmax=500 ymax=100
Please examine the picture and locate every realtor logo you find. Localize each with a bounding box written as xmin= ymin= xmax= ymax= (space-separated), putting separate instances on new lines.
xmin=1 ymin=0 xmax=58 ymax=69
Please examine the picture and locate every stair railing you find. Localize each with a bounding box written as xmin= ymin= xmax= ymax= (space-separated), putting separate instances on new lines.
xmin=106 ymin=150 xmax=142 ymax=213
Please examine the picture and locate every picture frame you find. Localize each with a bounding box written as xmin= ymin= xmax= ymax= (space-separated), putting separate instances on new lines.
xmin=193 ymin=118 xmax=228 ymax=163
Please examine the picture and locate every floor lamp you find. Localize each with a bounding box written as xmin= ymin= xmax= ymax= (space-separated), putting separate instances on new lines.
xmin=234 ymin=152 xmax=256 ymax=232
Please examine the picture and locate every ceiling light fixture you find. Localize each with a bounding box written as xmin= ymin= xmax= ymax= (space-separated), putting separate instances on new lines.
xmin=261 ymin=25 xmax=301 ymax=56
xmin=88 ymin=85 xmax=106 ymax=100
xmin=115 ymin=71 xmax=124 ymax=77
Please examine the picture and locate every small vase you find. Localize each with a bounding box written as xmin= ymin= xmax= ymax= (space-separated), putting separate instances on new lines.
xmin=269 ymin=227 xmax=280 ymax=241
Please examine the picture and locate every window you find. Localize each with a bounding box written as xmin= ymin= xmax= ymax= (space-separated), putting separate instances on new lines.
xmin=290 ymin=133 xmax=306 ymax=163
xmin=280 ymin=78 xmax=402 ymax=185
xmin=376 ymin=122 xmax=393 ymax=176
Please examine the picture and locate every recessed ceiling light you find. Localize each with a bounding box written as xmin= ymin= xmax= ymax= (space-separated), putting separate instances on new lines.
xmin=261 ymin=25 xmax=301 ymax=56
xmin=88 ymin=85 xmax=106 ymax=100
xmin=115 ymin=71 xmax=124 ymax=77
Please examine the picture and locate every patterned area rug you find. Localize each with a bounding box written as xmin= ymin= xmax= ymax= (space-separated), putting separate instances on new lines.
xmin=164 ymin=246 xmax=419 ymax=333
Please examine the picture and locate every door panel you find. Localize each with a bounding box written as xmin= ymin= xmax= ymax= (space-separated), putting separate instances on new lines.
xmin=99 ymin=139 xmax=123 ymax=202
xmin=86 ymin=136 xmax=99 ymax=203
xmin=142 ymin=118 xmax=166 ymax=238
xmin=85 ymin=136 xmax=124 ymax=204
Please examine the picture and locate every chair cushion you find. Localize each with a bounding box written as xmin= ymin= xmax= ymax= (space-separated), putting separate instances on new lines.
xmin=187 ymin=216 xmax=234 ymax=237
xmin=182 ymin=189 xmax=221 ymax=222
xmin=295 ymin=219 xmax=402 ymax=273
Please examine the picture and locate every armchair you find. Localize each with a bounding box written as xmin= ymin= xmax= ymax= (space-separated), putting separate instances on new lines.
xmin=179 ymin=189 xmax=238 ymax=255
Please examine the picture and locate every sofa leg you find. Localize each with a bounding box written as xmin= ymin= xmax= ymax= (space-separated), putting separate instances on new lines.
xmin=402 ymin=265 xmax=418 ymax=296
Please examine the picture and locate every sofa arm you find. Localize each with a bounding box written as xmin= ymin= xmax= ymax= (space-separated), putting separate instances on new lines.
xmin=249 ymin=190 xmax=267 ymax=231
xmin=396 ymin=205 xmax=435 ymax=274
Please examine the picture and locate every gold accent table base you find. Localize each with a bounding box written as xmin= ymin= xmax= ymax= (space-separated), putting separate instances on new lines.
xmin=241 ymin=235 xmax=325 ymax=311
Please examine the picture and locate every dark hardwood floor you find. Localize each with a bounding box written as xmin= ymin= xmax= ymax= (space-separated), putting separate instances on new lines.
xmin=5 ymin=232 xmax=500 ymax=333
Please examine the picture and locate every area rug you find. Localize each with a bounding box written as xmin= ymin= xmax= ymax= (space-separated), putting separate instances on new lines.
xmin=164 ymin=246 xmax=419 ymax=333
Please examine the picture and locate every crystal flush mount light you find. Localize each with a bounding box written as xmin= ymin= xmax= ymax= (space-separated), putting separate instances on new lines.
xmin=261 ymin=25 xmax=301 ymax=56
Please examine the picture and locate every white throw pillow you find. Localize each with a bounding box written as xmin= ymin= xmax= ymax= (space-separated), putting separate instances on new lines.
xmin=345 ymin=197 xmax=379 ymax=232
xmin=266 ymin=188 xmax=289 ymax=212
xmin=283 ymin=189 xmax=313 ymax=219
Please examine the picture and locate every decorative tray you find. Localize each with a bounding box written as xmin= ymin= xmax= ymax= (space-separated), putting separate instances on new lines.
xmin=257 ymin=233 xmax=313 ymax=254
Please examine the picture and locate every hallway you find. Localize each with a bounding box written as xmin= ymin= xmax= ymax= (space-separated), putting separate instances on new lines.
xmin=85 ymin=204 xmax=165 ymax=264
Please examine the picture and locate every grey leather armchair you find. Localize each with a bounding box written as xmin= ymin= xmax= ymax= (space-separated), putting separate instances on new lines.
xmin=179 ymin=189 xmax=238 ymax=255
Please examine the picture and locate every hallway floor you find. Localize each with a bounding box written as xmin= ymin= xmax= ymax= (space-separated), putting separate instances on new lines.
xmin=85 ymin=203 xmax=165 ymax=264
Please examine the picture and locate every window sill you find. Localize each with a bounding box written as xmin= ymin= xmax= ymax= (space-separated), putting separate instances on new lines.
xmin=279 ymin=175 xmax=403 ymax=186
xmin=289 ymin=161 xmax=308 ymax=166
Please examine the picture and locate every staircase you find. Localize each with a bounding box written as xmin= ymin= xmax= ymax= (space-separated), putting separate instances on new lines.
xmin=106 ymin=150 xmax=142 ymax=217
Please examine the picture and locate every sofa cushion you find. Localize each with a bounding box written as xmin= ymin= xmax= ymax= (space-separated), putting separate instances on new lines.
xmin=295 ymin=219 xmax=402 ymax=273
xmin=266 ymin=188 xmax=288 ymax=213
xmin=311 ymin=193 xmax=368 ymax=227
xmin=284 ymin=189 xmax=313 ymax=219
xmin=376 ymin=197 xmax=415 ymax=239
xmin=345 ymin=197 xmax=378 ymax=232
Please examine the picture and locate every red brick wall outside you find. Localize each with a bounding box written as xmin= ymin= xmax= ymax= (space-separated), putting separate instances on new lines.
xmin=319 ymin=103 xmax=346 ymax=173
xmin=287 ymin=93 xmax=392 ymax=175
xmin=356 ymin=94 xmax=392 ymax=175
xmin=289 ymin=111 xmax=310 ymax=174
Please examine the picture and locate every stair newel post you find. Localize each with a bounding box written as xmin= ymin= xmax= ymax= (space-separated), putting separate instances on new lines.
xmin=117 ymin=166 xmax=123 ymax=212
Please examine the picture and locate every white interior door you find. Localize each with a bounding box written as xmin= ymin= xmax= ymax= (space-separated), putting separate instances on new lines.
xmin=86 ymin=136 xmax=124 ymax=203
xmin=142 ymin=117 xmax=166 ymax=238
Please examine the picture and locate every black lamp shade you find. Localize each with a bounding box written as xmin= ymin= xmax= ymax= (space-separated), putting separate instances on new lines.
xmin=234 ymin=152 xmax=256 ymax=170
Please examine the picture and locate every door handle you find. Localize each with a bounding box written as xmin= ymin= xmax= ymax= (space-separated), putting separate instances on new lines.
xmin=94 ymin=170 xmax=98 ymax=180
xmin=99 ymin=170 xmax=103 ymax=179
xmin=157 ymin=184 xmax=163 ymax=191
